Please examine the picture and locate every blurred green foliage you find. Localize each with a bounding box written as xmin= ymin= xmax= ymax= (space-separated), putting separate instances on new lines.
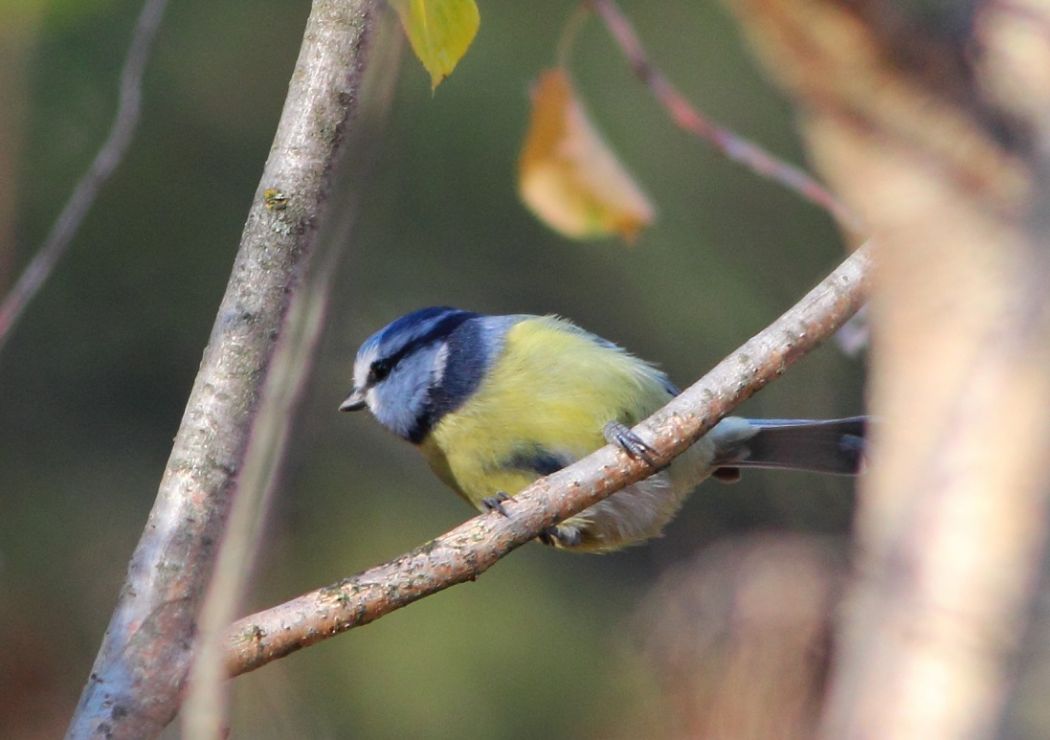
xmin=0 ymin=0 xmax=863 ymax=737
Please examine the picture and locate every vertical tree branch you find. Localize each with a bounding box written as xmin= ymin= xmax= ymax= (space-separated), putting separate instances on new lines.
xmin=180 ymin=22 xmax=403 ymax=739
xmin=66 ymin=1 xmax=380 ymax=737
xmin=725 ymin=1 xmax=1050 ymax=736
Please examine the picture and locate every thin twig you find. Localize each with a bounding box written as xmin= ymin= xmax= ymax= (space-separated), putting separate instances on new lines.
xmin=0 ymin=0 xmax=169 ymax=356
xmin=588 ymin=0 xmax=864 ymax=234
xmin=556 ymin=4 xmax=592 ymax=68
xmin=224 ymin=241 xmax=873 ymax=677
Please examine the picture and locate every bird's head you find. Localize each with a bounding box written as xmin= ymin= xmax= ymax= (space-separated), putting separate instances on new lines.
xmin=341 ymin=306 xmax=488 ymax=443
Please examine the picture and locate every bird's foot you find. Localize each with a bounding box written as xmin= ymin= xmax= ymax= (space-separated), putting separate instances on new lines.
xmin=603 ymin=421 xmax=658 ymax=467
xmin=481 ymin=491 xmax=512 ymax=517
xmin=539 ymin=525 xmax=582 ymax=548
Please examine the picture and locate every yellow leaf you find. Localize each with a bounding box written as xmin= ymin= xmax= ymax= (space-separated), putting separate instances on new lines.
xmin=518 ymin=68 xmax=655 ymax=242
xmin=388 ymin=0 xmax=479 ymax=89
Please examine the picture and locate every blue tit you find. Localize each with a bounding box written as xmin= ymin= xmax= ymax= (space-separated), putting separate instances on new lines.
xmin=341 ymin=307 xmax=865 ymax=553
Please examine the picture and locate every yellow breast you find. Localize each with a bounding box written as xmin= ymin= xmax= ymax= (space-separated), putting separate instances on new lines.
xmin=419 ymin=316 xmax=674 ymax=509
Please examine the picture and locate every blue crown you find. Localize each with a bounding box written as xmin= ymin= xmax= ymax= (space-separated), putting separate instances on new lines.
xmin=360 ymin=306 xmax=475 ymax=362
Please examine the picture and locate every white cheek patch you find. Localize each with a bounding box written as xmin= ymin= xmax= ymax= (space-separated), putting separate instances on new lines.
xmin=431 ymin=343 xmax=449 ymax=385
xmin=366 ymin=386 xmax=382 ymax=416
xmin=353 ymin=338 xmax=450 ymax=440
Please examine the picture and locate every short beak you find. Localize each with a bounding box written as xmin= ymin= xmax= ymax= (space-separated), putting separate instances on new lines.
xmin=340 ymin=388 xmax=367 ymax=412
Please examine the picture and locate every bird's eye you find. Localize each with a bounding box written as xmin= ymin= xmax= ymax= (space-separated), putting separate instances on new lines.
xmin=369 ymin=358 xmax=393 ymax=384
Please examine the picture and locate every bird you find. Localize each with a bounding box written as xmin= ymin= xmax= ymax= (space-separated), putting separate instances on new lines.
xmin=341 ymin=306 xmax=866 ymax=553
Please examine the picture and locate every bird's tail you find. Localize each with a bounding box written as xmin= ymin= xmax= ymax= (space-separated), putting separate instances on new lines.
xmin=709 ymin=416 xmax=867 ymax=477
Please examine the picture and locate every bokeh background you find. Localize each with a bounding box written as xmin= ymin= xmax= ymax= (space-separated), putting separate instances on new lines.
xmin=0 ymin=1 xmax=865 ymax=736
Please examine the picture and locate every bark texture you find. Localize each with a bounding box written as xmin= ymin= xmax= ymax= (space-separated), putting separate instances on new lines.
xmin=66 ymin=2 xmax=379 ymax=737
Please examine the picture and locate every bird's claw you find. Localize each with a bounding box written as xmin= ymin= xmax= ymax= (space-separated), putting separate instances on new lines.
xmin=603 ymin=421 xmax=658 ymax=467
xmin=482 ymin=491 xmax=512 ymax=517
xmin=539 ymin=525 xmax=582 ymax=548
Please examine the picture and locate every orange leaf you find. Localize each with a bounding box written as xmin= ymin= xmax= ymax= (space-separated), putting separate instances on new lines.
xmin=518 ymin=68 xmax=654 ymax=242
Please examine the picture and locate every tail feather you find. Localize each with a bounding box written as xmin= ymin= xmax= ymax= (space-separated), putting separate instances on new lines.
xmin=711 ymin=416 xmax=867 ymax=476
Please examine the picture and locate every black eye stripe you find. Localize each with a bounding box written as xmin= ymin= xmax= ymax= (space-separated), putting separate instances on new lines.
xmin=369 ymin=358 xmax=393 ymax=383
xmin=369 ymin=310 xmax=476 ymax=385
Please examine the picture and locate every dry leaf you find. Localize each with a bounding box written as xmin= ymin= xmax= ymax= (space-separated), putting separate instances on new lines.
xmin=518 ymin=68 xmax=654 ymax=242
xmin=388 ymin=0 xmax=479 ymax=89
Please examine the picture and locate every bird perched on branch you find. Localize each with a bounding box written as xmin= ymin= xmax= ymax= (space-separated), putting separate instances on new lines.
xmin=341 ymin=307 xmax=865 ymax=553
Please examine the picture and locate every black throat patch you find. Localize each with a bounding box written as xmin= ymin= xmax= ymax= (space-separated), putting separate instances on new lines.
xmin=407 ymin=317 xmax=490 ymax=444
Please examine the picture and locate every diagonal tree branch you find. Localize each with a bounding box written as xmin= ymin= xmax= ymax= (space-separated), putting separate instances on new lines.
xmin=66 ymin=1 xmax=381 ymax=737
xmin=0 ymin=0 xmax=169 ymax=357
xmin=223 ymin=240 xmax=873 ymax=678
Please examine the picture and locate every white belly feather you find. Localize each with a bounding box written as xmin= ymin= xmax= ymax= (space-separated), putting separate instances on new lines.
xmin=558 ymin=436 xmax=717 ymax=552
